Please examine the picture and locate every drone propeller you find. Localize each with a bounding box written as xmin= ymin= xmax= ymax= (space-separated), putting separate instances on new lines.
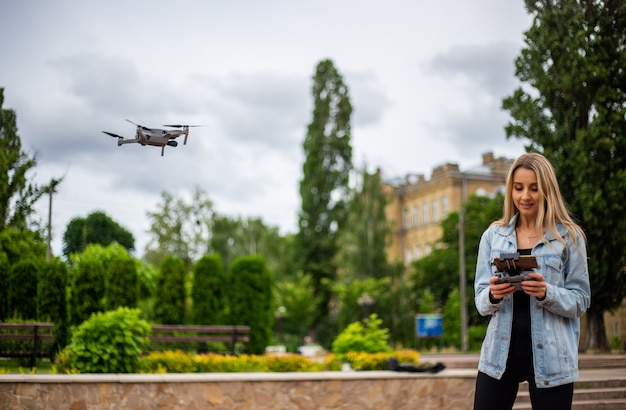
xmin=125 ymin=119 xmax=152 ymax=131
xmin=163 ymin=124 xmax=206 ymax=128
xmin=102 ymin=131 xmax=124 ymax=139
xmin=163 ymin=124 xmax=207 ymax=145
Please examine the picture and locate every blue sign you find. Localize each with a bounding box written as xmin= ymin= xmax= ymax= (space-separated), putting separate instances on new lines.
xmin=416 ymin=314 xmax=443 ymax=338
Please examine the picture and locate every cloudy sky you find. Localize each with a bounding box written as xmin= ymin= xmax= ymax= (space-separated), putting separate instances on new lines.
xmin=1 ymin=1 xmax=532 ymax=257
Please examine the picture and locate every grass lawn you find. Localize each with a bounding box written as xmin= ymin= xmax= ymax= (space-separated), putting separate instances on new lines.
xmin=0 ymin=357 xmax=54 ymax=373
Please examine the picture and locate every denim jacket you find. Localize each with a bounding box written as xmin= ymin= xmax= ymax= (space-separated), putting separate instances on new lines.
xmin=474 ymin=215 xmax=591 ymax=388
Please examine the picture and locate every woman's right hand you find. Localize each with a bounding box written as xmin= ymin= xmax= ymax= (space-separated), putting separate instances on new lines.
xmin=489 ymin=276 xmax=515 ymax=301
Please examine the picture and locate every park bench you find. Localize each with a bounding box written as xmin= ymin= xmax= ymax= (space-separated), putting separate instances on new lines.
xmin=0 ymin=323 xmax=54 ymax=368
xmin=149 ymin=324 xmax=250 ymax=355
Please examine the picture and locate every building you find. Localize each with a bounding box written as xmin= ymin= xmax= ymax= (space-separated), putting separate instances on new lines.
xmin=383 ymin=152 xmax=513 ymax=265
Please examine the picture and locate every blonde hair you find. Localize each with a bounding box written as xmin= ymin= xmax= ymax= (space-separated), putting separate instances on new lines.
xmin=496 ymin=152 xmax=586 ymax=248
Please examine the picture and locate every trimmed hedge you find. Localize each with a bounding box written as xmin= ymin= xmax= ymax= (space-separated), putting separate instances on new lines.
xmin=138 ymin=349 xmax=420 ymax=373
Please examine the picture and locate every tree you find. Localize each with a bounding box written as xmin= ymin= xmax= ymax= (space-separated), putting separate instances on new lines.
xmin=8 ymin=260 xmax=38 ymax=319
xmin=104 ymin=244 xmax=138 ymax=310
xmin=0 ymin=251 xmax=7 ymax=321
xmin=38 ymin=257 xmax=70 ymax=349
xmin=336 ymin=167 xmax=391 ymax=280
xmin=273 ymin=272 xmax=321 ymax=342
xmin=210 ymin=215 xmax=294 ymax=279
xmin=503 ymin=0 xmax=626 ymax=351
xmin=63 ymin=211 xmax=135 ymax=258
xmin=228 ymin=255 xmax=273 ymax=354
xmin=0 ymin=227 xmax=46 ymax=320
xmin=69 ymin=244 xmax=107 ymax=325
xmin=295 ymin=59 xmax=353 ymax=335
xmin=144 ymin=188 xmax=214 ymax=268
xmin=153 ymin=254 xmax=187 ymax=324
xmin=192 ymin=254 xmax=228 ymax=325
xmin=331 ymin=276 xmax=389 ymax=332
xmin=0 ymin=88 xmax=44 ymax=231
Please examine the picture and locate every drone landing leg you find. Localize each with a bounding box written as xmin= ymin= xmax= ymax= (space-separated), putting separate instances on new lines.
xmin=161 ymin=146 xmax=165 ymax=156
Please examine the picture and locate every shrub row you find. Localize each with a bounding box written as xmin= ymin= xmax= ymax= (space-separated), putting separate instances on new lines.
xmin=133 ymin=349 xmax=421 ymax=374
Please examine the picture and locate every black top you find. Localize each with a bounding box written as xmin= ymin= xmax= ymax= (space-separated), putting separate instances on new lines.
xmin=506 ymin=248 xmax=534 ymax=381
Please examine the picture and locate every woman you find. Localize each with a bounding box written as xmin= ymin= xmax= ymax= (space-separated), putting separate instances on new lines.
xmin=473 ymin=153 xmax=591 ymax=410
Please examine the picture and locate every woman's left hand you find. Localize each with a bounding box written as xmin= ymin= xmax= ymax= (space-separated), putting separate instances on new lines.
xmin=522 ymin=272 xmax=547 ymax=300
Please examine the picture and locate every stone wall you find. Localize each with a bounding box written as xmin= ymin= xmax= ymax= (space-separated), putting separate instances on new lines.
xmin=0 ymin=369 xmax=478 ymax=409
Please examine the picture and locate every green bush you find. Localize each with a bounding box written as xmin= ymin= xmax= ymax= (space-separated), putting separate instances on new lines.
xmin=331 ymin=314 xmax=391 ymax=360
xmin=469 ymin=324 xmax=488 ymax=351
xmin=611 ymin=334 xmax=622 ymax=351
xmin=54 ymin=307 xmax=150 ymax=374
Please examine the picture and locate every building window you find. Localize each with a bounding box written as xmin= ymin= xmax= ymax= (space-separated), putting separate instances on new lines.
xmin=403 ymin=209 xmax=410 ymax=229
xmin=412 ymin=205 xmax=419 ymax=227
xmin=442 ymin=195 xmax=449 ymax=216
xmin=414 ymin=244 xmax=422 ymax=260
xmin=432 ymin=199 xmax=439 ymax=222
xmin=424 ymin=244 xmax=432 ymax=256
xmin=422 ymin=202 xmax=429 ymax=224
xmin=405 ymin=248 xmax=413 ymax=264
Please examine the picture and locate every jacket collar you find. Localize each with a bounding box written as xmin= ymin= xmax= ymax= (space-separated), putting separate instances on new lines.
xmin=493 ymin=213 xmax=567 ymax=242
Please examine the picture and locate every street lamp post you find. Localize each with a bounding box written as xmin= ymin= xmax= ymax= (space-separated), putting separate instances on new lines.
xmin=357 ymin=292 xmax=375 ymax=319
xmin=275 ymin=306 xmax=287 ymax=344
xmin=459 ymin=173 xmax=469 ymax=352
xmin=46 ymin=178 xmax=61 ymax=261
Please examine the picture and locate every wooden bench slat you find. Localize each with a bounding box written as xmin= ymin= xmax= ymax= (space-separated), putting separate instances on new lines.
xmin=149 ymin=324 xmax=250 ymax=354
xmin=0 ymin=323 xmax=55 ymax=367
xmin=0 ymin=324 xmax=54 ymax=330
xmin=0 ymin=334 xmax=54 ymax=340
xmin=151 ymin=325 xmax=250 ymax=333
xmin=150 ymin=335 xmax=249 ymax=343
xmin=0 ymin=352 xmax=51 ymax=358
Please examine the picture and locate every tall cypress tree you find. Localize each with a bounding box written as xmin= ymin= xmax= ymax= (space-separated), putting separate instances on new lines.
xmin=192 ymin=253 xmax=227 ymax=325
xmin=154 ymin=254 xmax=187 ymax=324
xmin=39 ymin=257 xmax=70 ymax=348
xmin=295 ymin=59 xmax=353 ymax=337
xmin=0 ymin=88 xmax=43 ymax=230
xmin=503 ymin=0 xmax=626 ymax=350
xmin=228 ymin=255 xmax=273 ymax=354
xmin=70 ymin=244 xmax=106 ymax=325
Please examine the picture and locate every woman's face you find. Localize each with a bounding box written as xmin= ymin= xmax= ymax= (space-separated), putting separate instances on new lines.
xmin=512 ymin=167 xmax=540 ymax=220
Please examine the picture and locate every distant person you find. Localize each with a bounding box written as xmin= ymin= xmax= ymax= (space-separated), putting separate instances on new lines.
xmin=473 ymin=153 xmax=591 ymax=410
xmin=297 ymin=336 xmax=322 ymax=357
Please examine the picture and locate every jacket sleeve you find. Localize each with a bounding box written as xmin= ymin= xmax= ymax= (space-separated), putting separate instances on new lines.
xmin=536 ymin=231 xmax=591 ymax=318
xmin=474 ymin=227 xmax=502 ymax=316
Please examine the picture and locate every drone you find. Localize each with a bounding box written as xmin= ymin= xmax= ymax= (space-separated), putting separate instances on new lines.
xmin=102 ymin=119 xmax=205 ymax=156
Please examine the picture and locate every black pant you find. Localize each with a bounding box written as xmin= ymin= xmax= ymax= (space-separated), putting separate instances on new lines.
xmin=473 ymin=371 xmax=573 ymax=410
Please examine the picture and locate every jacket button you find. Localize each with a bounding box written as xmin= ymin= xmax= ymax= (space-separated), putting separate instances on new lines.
xmin=544 ymin=380 xmax=550 ymax=386
xmin=536 ymin=343 xmax=543 ymax=349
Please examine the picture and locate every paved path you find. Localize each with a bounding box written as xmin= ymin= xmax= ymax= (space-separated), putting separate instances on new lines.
xmin=419 ymin=353 xmax=626 ymax=381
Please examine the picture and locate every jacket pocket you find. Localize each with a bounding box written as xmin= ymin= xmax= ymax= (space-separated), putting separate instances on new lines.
xmin=542 ymin=256 xmax=564 ymax=287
